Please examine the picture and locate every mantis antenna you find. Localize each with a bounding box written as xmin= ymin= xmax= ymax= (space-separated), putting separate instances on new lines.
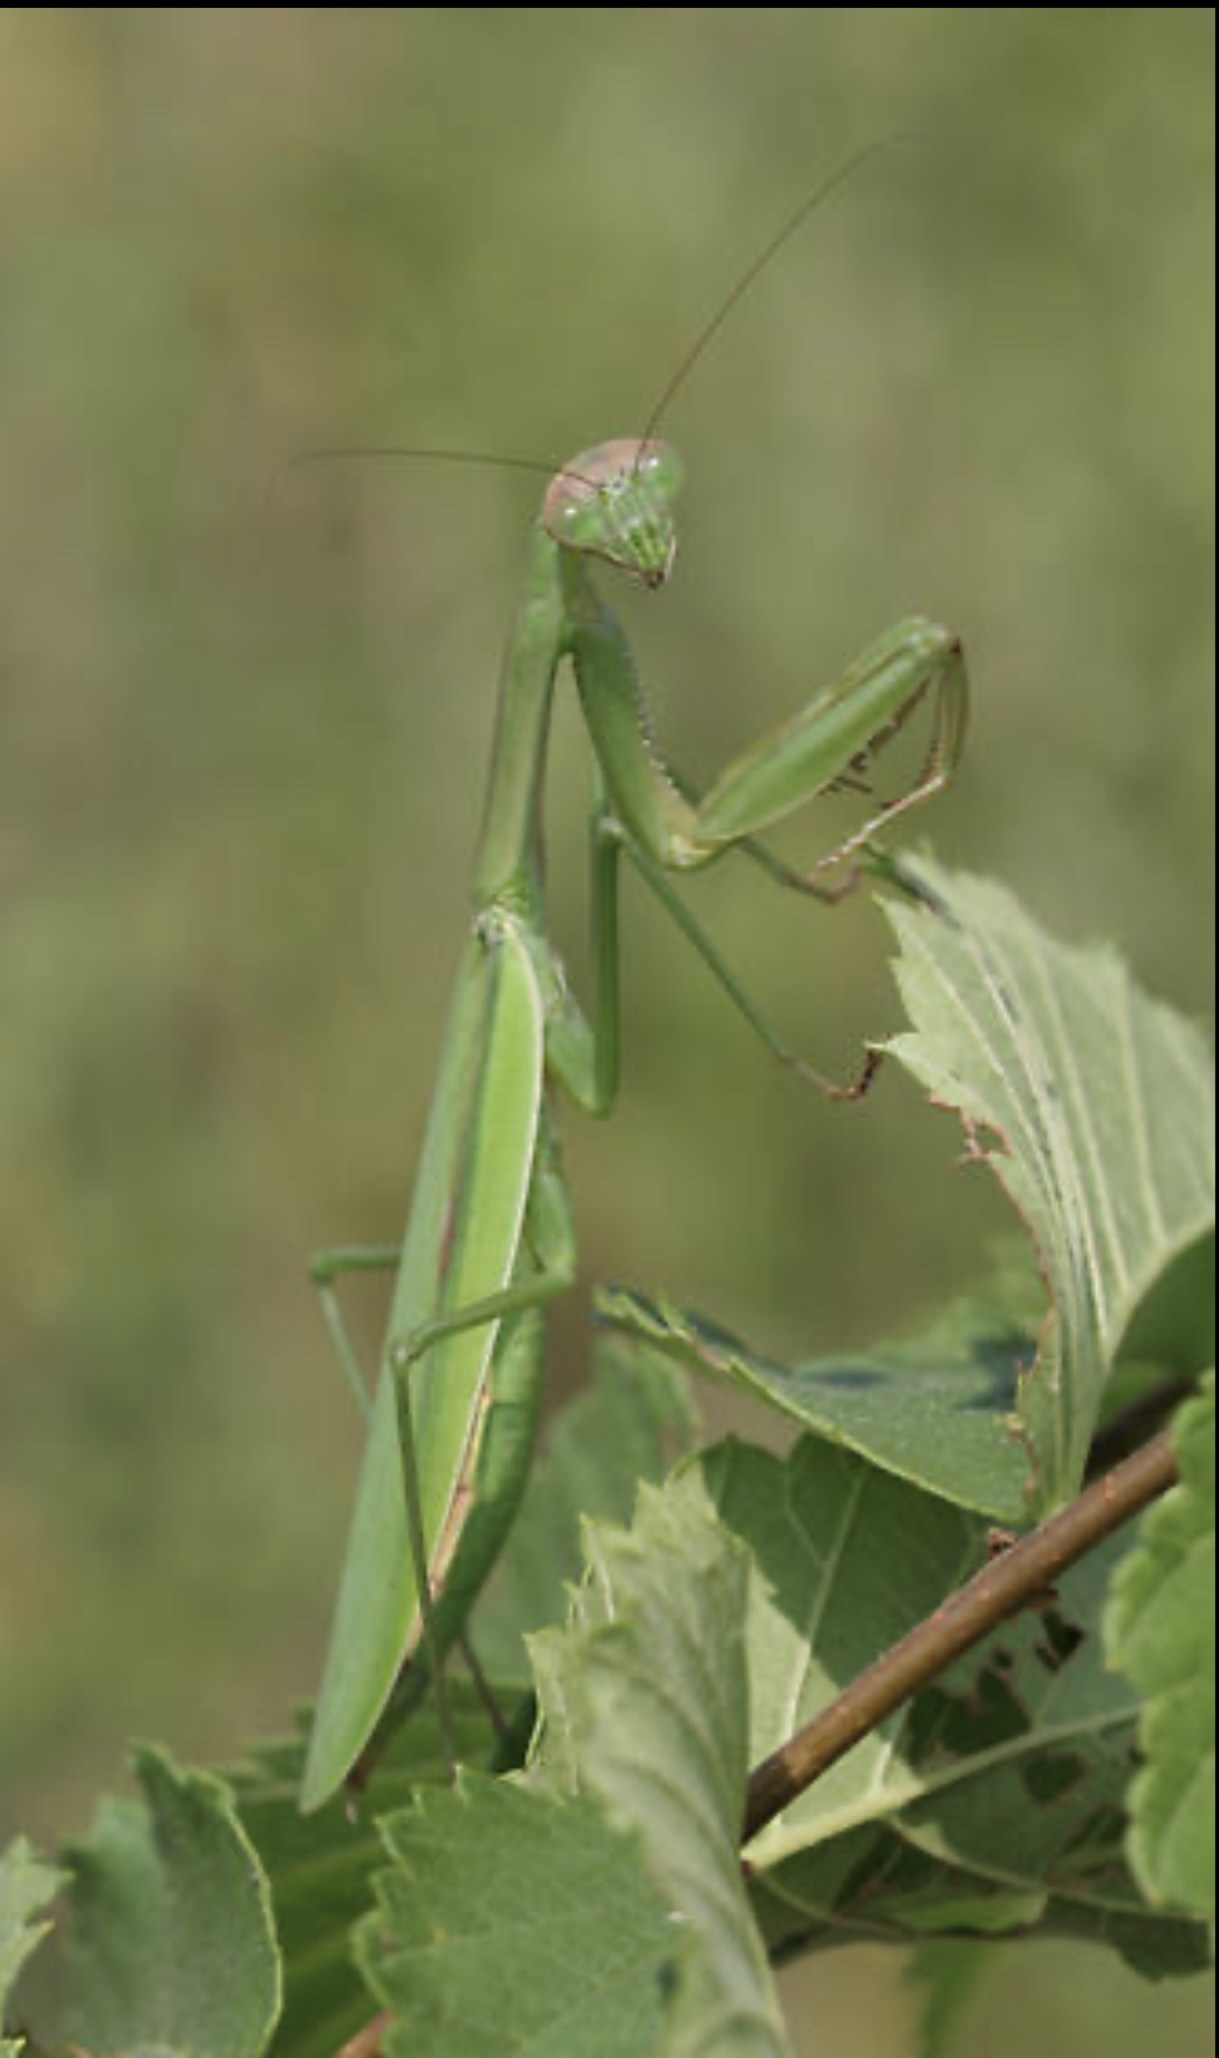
xmin=288 ymin=446 xmax=600 ymax=490
xmin=635 ymin=137 xmax=906 ymax=451
xmin=288 ymin=140 xmax=908 ymax=492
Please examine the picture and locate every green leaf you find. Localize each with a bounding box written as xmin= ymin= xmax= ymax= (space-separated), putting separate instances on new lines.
xmin=57 ymin=1745 xmax=281 ymax=2058
xmin=528 ymin=1476 xmax=789 ymax=2058
xmin=883 ymin=854 xmax=1215 ymax=1512
xmin=0 ymin=1840 xmax=63 ymax=2056
xmin=1105 ymin=1373 xmax=1216 ymax=1918
xmin=595 ymin=1276 xmax=1032 ymax=1521
xmin=475 ymin=1334 xmax=700 ymax=1682
xmin=354 ymin=1774 xmax=675 ymax=2057
xmin=228 ymin=1686 xmax=499 ymax=2058
xmin=691 ymin=1435 xmax=1209 ymax=1974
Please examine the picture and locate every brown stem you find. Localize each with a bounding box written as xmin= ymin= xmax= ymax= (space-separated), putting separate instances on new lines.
xmin=742 ymin=1430 xmax=1179 ymax=1846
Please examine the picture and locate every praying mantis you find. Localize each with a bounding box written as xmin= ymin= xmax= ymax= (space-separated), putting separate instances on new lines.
xmin=298 ymin=171 xmax=969 ymax=1813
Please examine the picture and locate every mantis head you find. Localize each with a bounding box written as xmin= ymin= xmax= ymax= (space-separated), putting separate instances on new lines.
xmin=542 ymin=438 xmax=683 ymax=590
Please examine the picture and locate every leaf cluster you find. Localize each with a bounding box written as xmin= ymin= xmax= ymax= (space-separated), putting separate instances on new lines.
xmin=4 ymin=859 xmax=1212 ymax=2057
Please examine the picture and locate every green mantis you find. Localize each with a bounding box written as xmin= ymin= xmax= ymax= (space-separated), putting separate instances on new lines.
xmin=299 ymin=203 xmax=969 ymax=1815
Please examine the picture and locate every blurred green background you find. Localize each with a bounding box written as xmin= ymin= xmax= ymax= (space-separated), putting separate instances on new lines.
xmin=1 ymin=10 xmax=1212 ymax=2053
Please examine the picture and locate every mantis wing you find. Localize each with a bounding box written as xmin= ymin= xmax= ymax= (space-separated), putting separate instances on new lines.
xmin=301 ymin=918 xmax=545 ymax=1811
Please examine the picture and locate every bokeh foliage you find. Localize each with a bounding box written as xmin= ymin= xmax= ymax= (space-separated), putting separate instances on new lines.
xmin=1 ymin=11 xmax=1211 ymax=2054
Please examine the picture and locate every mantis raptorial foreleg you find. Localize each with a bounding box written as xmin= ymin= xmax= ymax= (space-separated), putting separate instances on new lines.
xmin=564 ymin=581 xmax=966 ymax=886
xmin=698 ymin=618 xmax=966 ymax=870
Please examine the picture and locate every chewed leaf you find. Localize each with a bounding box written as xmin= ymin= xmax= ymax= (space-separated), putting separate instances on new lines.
xmin=882 ymin=855 xmax=1214 ymax=1512
xmin=692 ymin=1435 xmax=1210 ymax=1974
xmin=1105 ymin=1373 xmax=1216 ymax=1918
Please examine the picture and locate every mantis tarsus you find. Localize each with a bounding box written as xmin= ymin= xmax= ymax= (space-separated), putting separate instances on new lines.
xmin=299 ymin=179 xmax=969 ymax=1815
